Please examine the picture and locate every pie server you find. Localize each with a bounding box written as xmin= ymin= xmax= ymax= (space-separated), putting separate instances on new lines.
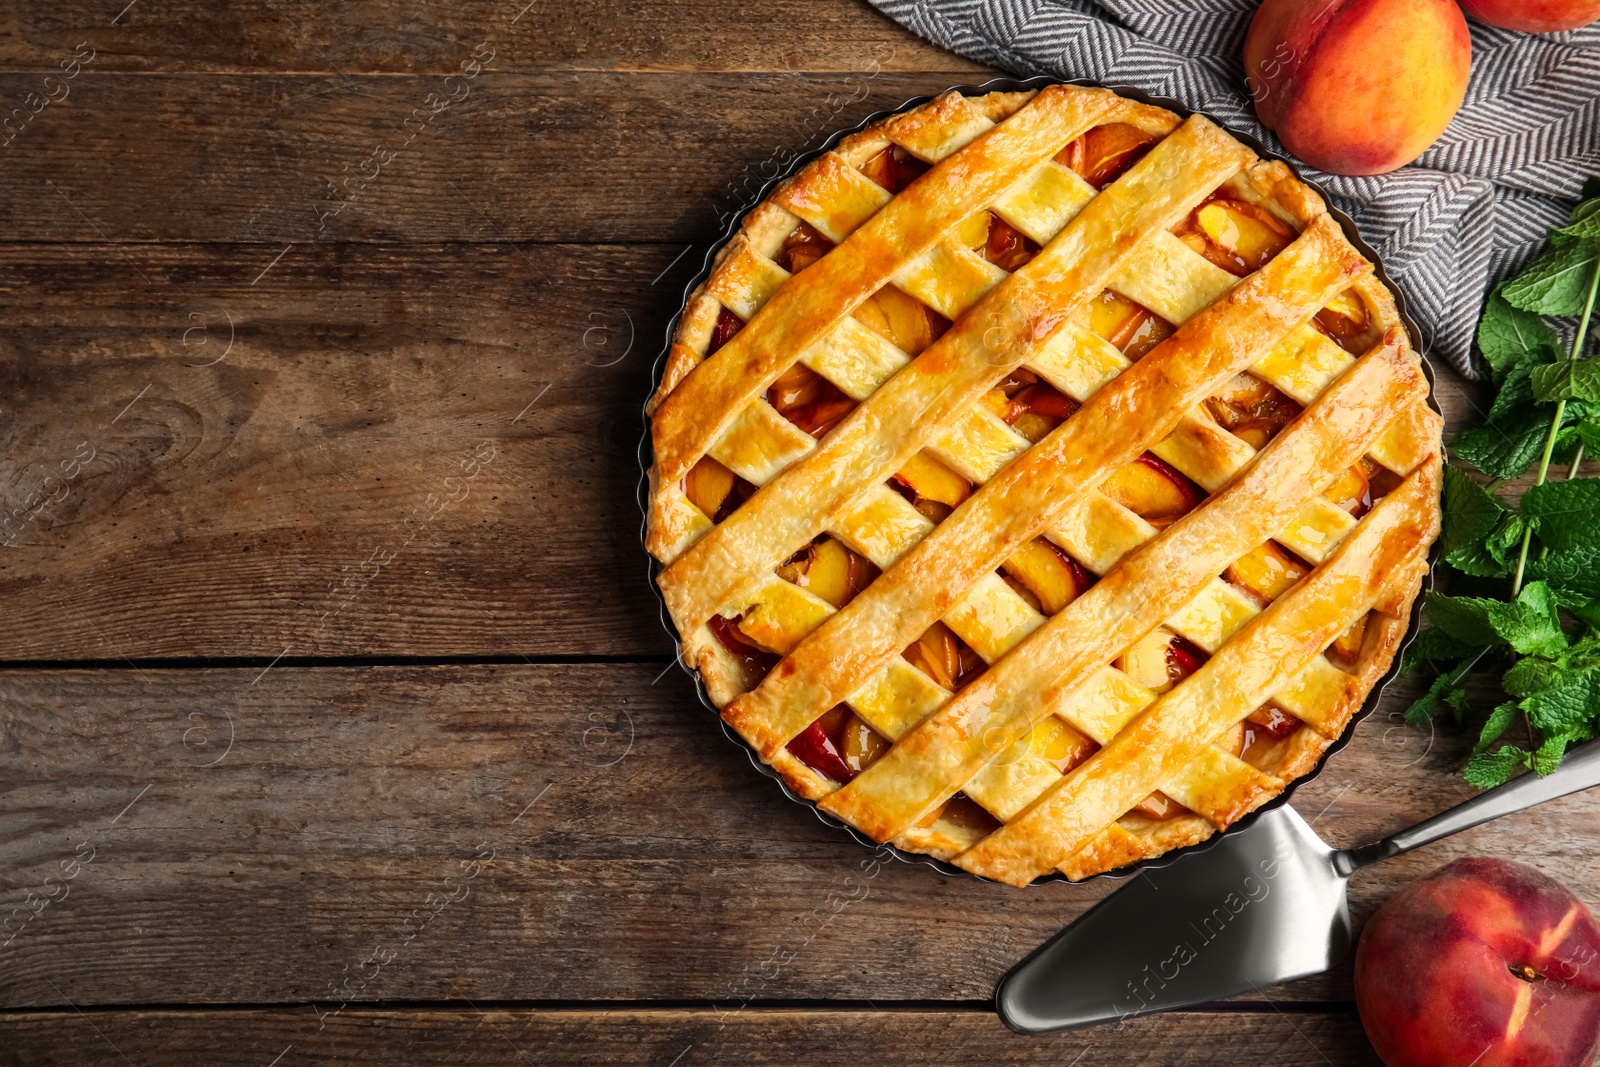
xmin=996 ymin=738 xmax=1600 ymax=1032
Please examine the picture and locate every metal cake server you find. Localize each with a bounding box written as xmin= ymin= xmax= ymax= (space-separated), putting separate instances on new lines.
xmin=997 ymin=738 xmax=1600 ymax=1033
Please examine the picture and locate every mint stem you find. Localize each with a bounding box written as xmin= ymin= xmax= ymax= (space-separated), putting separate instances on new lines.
xmin=1511 ymin=252 xmax=1600 ymax=596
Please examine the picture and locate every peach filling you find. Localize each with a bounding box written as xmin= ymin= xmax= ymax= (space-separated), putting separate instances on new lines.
xmin=767 ymin=362 xmax=856 ymax=438
xmin=1130 ymin=792 xmax=1192 ymax=821
xmin=1326 ymin=611 xmax=1371 ymax=669
xmin=904 ymin=620 xmax=985 ymax=691
xmin=708 ymin=306 xmax=744 ymax=354
xmin=1102 ymin=454 xmax=1201 ymax=530
xmin=1207 ymin=372 xmax=1302 ymax=449
xmin=1225 ymin=541 xmax=1310 ymax=607
xmin=1174 ymin=195 xmax=1295 ymax=276
xmin=684 ymin=455 xmax=757 ymax=522
xmin=890 ymin=452 xmax=973 ymax=524
xmin=915 ymin=792 xmax=1002 ymax=838
xmin=1028 ymin=713 xmax=1098 ymax=775
xmin=980 ymin=368 xmax=1082 ymax=443
xmin=1056 ymin=123 xmax=1159 ymax=188
xmin=776 ymin=536 xmax=879 ymax=610
xmin=855 ymin=283 xmax=950 ymax=355
xmin=956 ymin=210 xmax=1043 ymax=272
xmin=1084 ymin=289 xmax=1175 ymax=360
xmin=778 ymin=221 xmax=834 ymax=274
xmin=860 ymin=144 xmax=932 ymax=193
xmin=1117 ymin=626 xmax=1206 ymax=696
xmin=787 ymin=705 xmax=890 ymax=784
xmin=1313 ymin=289 xmax=1372 ymax=353
xmin=1233 ymin=704 xmax=1302 ymax=767
xmin=708 ymin=613 xmax=780 ymax=678
xmin=1001 ymin=537 xmax=1093 ymax=615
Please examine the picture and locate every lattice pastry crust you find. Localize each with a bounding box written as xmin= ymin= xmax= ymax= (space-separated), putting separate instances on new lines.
xmin=646 ymin=85 xmax=1441 ymax=886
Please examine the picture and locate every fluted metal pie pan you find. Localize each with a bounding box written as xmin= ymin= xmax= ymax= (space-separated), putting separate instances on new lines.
xmin=636 ymin=75 xmax=1441 ymax=886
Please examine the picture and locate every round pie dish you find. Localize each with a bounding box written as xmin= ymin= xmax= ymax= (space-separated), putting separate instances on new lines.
xmin=640 ymin=77 xmax=1442 ymax=887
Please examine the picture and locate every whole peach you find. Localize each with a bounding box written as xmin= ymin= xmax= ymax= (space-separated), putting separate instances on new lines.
xmin=1355 ymin=857 xmax=1600 ymax=1067
xmin=1244 ymin=0 xmax=1472 ymax=176
xmin=1457 ymin=0 xmax=1600 ymax=31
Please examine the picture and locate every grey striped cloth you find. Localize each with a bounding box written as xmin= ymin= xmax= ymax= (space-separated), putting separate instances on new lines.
xmin=869 ymin=0 xmax=1600 ymax=378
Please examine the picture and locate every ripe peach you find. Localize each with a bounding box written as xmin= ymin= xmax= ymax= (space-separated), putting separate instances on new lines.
xmin=1355 ymin=857 xmax=1600 ymax=1067
xmin=1457 ymin=0 xmax=1600 ymax=31
xmin=1244 ymin=0 xmax=1472 ymax=176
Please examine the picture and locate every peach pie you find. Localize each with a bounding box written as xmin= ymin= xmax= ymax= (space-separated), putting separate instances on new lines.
xmin=645 ymin=85 xmax=1441 ymax=886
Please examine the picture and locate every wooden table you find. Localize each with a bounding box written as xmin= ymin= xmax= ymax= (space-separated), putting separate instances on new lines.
xmin=0 ymin=2 xmax=1589 ymax=1062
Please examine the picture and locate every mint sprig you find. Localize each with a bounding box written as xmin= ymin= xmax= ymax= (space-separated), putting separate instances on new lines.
xmin=1408 ymin=179 xmax=1600 ymax=788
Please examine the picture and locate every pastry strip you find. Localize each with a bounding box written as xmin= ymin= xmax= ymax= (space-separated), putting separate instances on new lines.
xmin=659 ymin=117 xmax=1253 ymax=636
xmin=955 ymin=463 xmax=1440 ymax=885
xmin=650 ymin=85 xmax=1121 ymax=487
xmin=817 ymin=335 xmax=1424 ymax=840
xmin=726 ymin=216 xmax=1369 ymax=756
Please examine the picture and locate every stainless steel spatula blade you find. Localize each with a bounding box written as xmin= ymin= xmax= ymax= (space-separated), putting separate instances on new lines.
xmin=997 ymin=806 xmax=1346 ymax=1032
xmin=996 ymin=738 xmax=1600 ymax=1034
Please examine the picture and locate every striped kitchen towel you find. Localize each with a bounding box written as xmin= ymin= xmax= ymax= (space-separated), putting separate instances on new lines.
xmin=869 ymin=0 xmax=1600 ymax=378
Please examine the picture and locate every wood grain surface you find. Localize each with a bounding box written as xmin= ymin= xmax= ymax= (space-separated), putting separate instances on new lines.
xmin=0 ymin=0 xmax=1579 ymax=1064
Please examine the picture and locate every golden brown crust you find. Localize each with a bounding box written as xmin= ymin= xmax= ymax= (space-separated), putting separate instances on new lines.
xmin=646 ymin=84 xmax=1441 ymax=884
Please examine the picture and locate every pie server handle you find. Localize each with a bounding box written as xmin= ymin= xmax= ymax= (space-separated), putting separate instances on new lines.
xmin=1335 ymin=736 xmax=1600 ymax=874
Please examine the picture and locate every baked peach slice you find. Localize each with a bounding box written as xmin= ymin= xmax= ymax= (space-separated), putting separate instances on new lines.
xmin=892 ymin=451 xmax=972 ymax=524
xmin=1117 ymin=626 xmax=1206 ymax=695
xmin=766 ymin=362 xmax=856 ymax=438
xmin=854 ymin=283 xmax=949 ymax=355
xmin=1101 ymin=454 xmax=1201 ymax=529
xmin=1056 ymin=123 xmax=1159 ymax=188
xmin=1083 ymin=289 xmax=1174 ymax=360
xmin=777 ymin=221 xmax=834 ymax=274
xmin=1002 ymin=538 xmax=1092 ymax=615
xmin=1313 ymin=288 xmax=1373 ymax=353
xmin=777 ymin=536 xmax=878 ymax=609
xmin=1028 ymin=713 xmax=1098 ymax=774
xmin=1176 ymin=197 xmax=1295 ymax=276
xmin=1225 ymin=540 xmax=1310 ymax=605
xmin=904 ymin=620 xmax=985 ymax=692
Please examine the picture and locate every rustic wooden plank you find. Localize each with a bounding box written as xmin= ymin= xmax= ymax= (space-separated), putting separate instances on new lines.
xmin=0 ymin=240 xmax=1484 ymax=661
xmin=0 ymin=241 xmax=677 ymax=659
xmin=0 ymin=71 xmax=992 ymax=245
xmin=1 ymin=0 xmax=982 ymax=74
xmin=0 ymin=1007 xmax=1382 ymax=1066
xmin=1 ymin=663 xmax=1591 ymax=1008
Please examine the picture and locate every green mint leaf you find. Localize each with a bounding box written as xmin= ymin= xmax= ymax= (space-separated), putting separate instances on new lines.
xmin=1521 ymin=478 xmax=1600 ymax=553
xmin=1440 ymin=466 xmax=1513 ymax=575
xmin=1441 ymin=465 xmax=1508 ymax=547
xmin=1556 ymin=195 xmax=1600 ymax=241
xmin=1404 ymin=671 xmax=1460 ymax=726
xmin=1526 ymin=545 xmax=1600 ymax=599
xmin=1531 ymin=360 xmax=1600 ymax=403
xmin=1475 ymin=701 xmax=1519 ymax=754
xmin=1502 ymin=238 xmax=1600 ymax=317
xmin=1532 ymin=733 xmax=1570 ymax=776
xmin=1402 ymin=626 xmax=1480 ymax=674
xmin=1486 ymin=582 xmax=1568 ymax=657
xmin=1486 ymin=512 xmax=1527 ymax=569
xmin=1521 ymin=667 xmax=1600 ymax=733
xmin=1585 ymin=177 xmax=1600 ymax=201
xmin=1553 ymin=587 xmax=1600 ymax=632
xmin=1450 ymin=407 xmax=1552 ymax=481
xmin=1576 ymin=420 xmax=1600 ymax=454
xmin=1423 ymin=591 xmax=1504 ymax=647
xmin=1475 ymin=290 xmax=1562 ymax=385
xmin=1463 ymin=746 xmax=1527 ymax=789
xmin=1502 ymin=655 xmax=1561 ymax=697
